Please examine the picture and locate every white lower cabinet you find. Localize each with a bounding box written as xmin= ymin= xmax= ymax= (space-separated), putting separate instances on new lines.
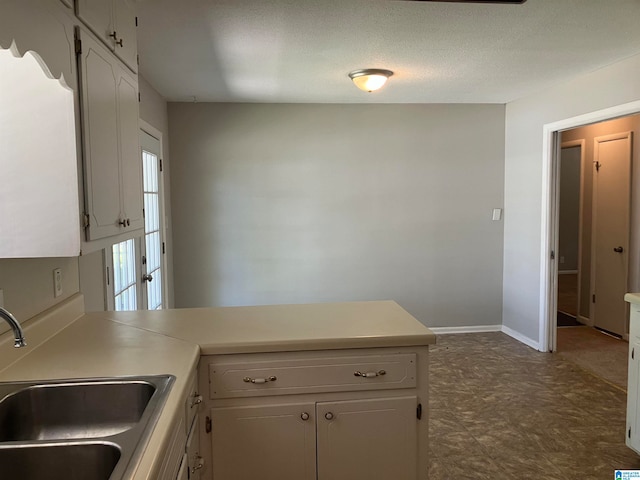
xmin=157 ymin=371 xmax=203 ymax=480
xmin=211 ymin=402 xmax=316 ymax=480
xmin=200 ymin=347 xmax=428 ymax=480
xmin=627 ymin=305 xmax=640 ymax=453
xmin=316 ymin=397 xmax=417 ymax=480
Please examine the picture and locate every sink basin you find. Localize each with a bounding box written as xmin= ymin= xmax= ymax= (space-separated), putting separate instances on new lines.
xmin=0 ymin=375 xmax=174 ymax=480
xmin=0 ymin=442 xmax=121 ymax=480
xmin=0 ymin=381 xmax=155 ymax=441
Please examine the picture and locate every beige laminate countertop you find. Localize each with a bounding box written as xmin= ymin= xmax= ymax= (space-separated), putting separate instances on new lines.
xmin=88 ymin=300 xmax=436 ymax=354
xmin=625 ymin=293 xmax=640 ymax=305
xmin=0 ymin=296 xmax=433 ymax=479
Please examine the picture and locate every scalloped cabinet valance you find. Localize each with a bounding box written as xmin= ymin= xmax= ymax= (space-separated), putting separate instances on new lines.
xmin=0 ymin=0 xmax=81 ymax=258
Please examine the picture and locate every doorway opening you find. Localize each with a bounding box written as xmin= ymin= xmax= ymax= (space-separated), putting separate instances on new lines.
xmin=551 ymin=119 xmax=639 ymax=389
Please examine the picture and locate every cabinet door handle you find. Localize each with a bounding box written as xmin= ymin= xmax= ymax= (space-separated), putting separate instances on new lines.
xmin=301 ymin=412 xmax=310 ymax=421
xmin=190 ymin=394 xmax=203 ymax=408
xmin=142 ymin=273 xmax=153 ymax=283
xmin=191 ymin=456 xmax=204 ymax=474
xmin=109 ymin=31 xmax=117 ymax=39
xmin=118 ymin=219 xmax=127 ymax=227
xmin=354 ymin=370 xmax=386 ymax=378
xmin=115 ymin=38 xmax=123 ymax=47
xmin=243 ymin=375 xmax=277 ymax=384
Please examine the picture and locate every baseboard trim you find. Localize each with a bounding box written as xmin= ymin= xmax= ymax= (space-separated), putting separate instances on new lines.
xmin=578 ymin=315 xmax=592 ymax=326
xmin=501 ymin=325 xmax=540 ymax=351
xmin=429 ymin=325 xmax=502 ymax=335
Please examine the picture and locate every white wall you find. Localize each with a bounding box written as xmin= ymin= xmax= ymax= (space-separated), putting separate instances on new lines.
xmin=503 ymin=53 xmax=640 ymax=345
xmin=169 ymin=103 xmax=505 ymax=328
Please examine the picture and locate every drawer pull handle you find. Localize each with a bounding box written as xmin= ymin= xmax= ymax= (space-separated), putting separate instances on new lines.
xmin=243 ymin=375 xmax=277 ymax=384
xmin=191 ymin=456 xmax=204 ymax=473
xmin=354 ymin=370 xmax=386 ymax=378
xmin=190 ymin=394 xmax=203 ymax=408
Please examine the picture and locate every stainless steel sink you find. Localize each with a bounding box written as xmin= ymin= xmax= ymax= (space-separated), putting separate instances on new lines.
xmin=0 ymin=380 xmax=156 ymax=441
xmin=0 ymin=442 xmax=121 ymax=480
xmin=0 ymin=375 xmax=174 ymax=480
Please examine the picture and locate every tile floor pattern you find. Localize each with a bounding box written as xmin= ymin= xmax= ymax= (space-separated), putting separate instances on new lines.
xmin=429 ymin=333 xmax=640 ymax=479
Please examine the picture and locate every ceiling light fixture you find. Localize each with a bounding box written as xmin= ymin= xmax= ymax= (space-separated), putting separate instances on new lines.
xmin=348 ymin=69 xmax=394 ymax=92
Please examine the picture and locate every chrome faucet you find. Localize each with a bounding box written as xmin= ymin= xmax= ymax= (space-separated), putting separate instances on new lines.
xmin=0 ymin=307 xmax=26 ymax=348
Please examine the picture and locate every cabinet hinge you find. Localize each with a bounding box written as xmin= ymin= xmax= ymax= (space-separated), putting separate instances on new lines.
xmin=137 ymin=54 xmax=139 ymax=66
xmin=142 ymin=255 xmax=147 ymax=266
xmin=159 ymin=159 xmax=163 ymax=172
xmin=138 ymin=92 xmax=141 ymax=103
xmin=135 ymin=16 xmax=138 ymax=27
xmin=629 ymin=427 xmax=632 ymax=439
xmin=205 ymin=416 xmax=212 ymax=434
xmin=142 ymin=208 xmax=145 ymax=219
xmin=75 ymin=37 xmax=82 ymax=55
xmin=550 ymin=250 xmax=555 ymax=260
xmin=595 ymin=161 xmax=601 ymax=172
xmin=162 ymin=242 xmax=166 ymax=255
xmin=106 ymin=266 xmax=110 ymax=286
xmin=592 ymin=294 xmax=596 ymax=303
xmin=82 ymin=213 xmax=90 ymax=228
xmin=633 ymin=348 xmax=635 ymax=360
xmin=416 ymin=403 xmax=422 ymax=420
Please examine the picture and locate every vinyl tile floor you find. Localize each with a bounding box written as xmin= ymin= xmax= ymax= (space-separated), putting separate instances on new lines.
xmin=429 ymin=332 xmax=639 ymax=479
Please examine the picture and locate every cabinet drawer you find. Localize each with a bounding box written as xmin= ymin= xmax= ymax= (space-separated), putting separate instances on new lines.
xmin=209 ymin=353 xmax=416 ymax=399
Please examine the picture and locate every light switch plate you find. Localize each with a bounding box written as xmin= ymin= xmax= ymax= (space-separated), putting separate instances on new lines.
xmin=492 ymin=208 xmax=502 ymax=221
xmin=53 ymin=268 xmax=63 ymax=298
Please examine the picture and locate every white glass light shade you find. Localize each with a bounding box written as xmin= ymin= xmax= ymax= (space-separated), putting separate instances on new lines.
xmin=348 ymin=69 xmax=393 ymax=92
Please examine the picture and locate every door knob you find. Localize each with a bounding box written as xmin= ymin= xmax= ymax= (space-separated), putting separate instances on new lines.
xmin=142 ymin=273 xmax=153 ymax=282
xmin=614 ymin=246 xmax=624 ymax=253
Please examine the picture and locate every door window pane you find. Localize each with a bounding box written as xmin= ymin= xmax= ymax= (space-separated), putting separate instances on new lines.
xmin=112 ymin=238 xmax=137 ymax=311
xmin=142 ymin=148 xmax=163 ymax=310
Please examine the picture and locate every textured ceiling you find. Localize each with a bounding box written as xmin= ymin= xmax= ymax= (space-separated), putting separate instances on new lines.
xmin=135 ymin=0 xmax=640 ymax=104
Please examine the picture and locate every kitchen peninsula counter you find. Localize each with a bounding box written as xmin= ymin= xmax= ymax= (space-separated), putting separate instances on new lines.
xmin=0 ymin=296 xmax=434 ymax=479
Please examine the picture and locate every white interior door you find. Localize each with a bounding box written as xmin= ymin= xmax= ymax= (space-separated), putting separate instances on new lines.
xmin=592 ymin=132 xmax=632 ymax=336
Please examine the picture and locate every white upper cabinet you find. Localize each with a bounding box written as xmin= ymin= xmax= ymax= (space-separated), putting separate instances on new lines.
xmin=76 ymin=0 xmax=138 ymax=73
xmin=78 ymin=28 xmax=143 ymax=241
xmin=0 ymin=46 xmax=80 ymax=258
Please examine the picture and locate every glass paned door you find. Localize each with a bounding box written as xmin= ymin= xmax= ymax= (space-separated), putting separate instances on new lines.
xmin=141 ymin=129 xmax=165 ymax=310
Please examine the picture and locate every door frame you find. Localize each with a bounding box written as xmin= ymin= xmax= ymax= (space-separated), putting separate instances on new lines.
xmin=540 ymin=100 xmax=640 ymax=352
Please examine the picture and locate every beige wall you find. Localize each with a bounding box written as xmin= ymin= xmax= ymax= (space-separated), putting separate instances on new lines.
xmin=561 ymin=114 xmax=640 ymax=321
xmin=168 ymin=103 xmax=505 ymax=328
xmin=503 ymin=53 xmax=640 ymax=345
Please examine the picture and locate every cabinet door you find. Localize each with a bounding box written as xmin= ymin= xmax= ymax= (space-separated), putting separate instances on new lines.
xmin=113 ymin=0 xmax=138 ymax=72
xmin=78 ymin=31 xmax=122 ymax=240
xmin=211 ymin=403 xmax=316 ymax=480
xmin=628 ymin=341 xmax=640 ymax=453
xmin=116 ymin=66 xmax=143 ymax=231
xmin=76 ymin=0 xmax=113 ymax=45
xmin=317 ymin=396 xmax=418 ymax=480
